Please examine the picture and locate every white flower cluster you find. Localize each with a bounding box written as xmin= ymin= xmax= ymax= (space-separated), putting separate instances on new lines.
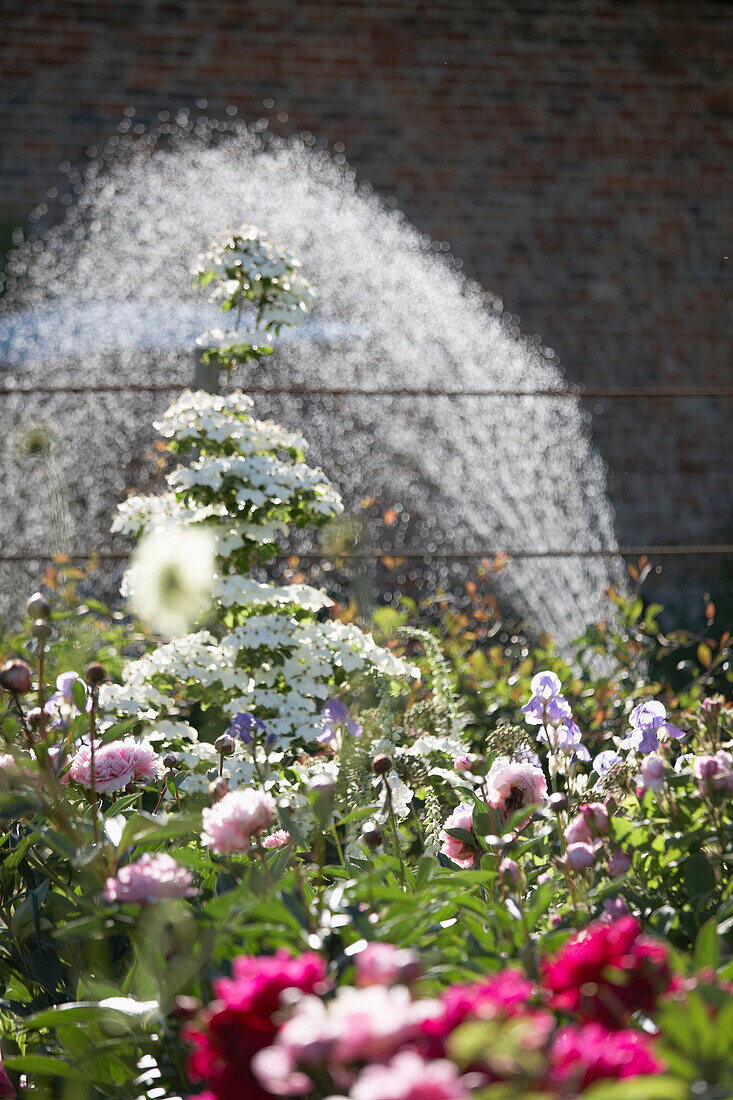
xmin=192 ymin=225 xmax=315 ymax=356
xmin=168 ymin=452 xmax=342 ymax=514
xmin=154 ymin=390 xmax=305 ymax=452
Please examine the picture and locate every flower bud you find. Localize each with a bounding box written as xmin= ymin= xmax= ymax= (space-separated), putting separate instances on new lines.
xmin=208 ymin=777 xmax=229 ymax=802
xmin=607 ymin=849 xmax=632 ymax=877
xmin=566 ymin=842 xmax=597 ymax=871
xmin=453 ymin=753 xmax=473 ymax=774
xmin=27 ymin=707 xmax=43 ymax=728
xmin=215 ymin=733 xmax=236 ymax=757
xmin=31 ymin=619 xmax=51 ymax=642
xmin=85 ymin=662 xmax=106 ymax=685
xmin=27 ymin=592 xmax=51 ymax=620
xmin=0 ymin=659 xmax=32 ymax=694
xmin=372 ymin=753 xmax=392 ymax=776
xmin=163 ymin=753 xmax=178 ymax=770
xmin=549 ymin=791 xmax=568 ymax=813
xmin=701 ymin=695 xmax=723 ymax=718
xmin=581 ymin=802 xmax=609 ymax=835
xmin=640 ymin=754 xmax=665 ymax=792
xmin=499 ymin=856 xmax=520 ymax=885
xmin=361 ymin=821 xmax=383 ymax=849
xmin=172 ymin=995 xmax=202 ymax=1021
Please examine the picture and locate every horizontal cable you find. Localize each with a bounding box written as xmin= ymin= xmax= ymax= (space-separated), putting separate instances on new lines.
xmin=0 ymin=383 xmax=731 ymax=399
xmin=0 ymin=545 xmax=731 ymax=563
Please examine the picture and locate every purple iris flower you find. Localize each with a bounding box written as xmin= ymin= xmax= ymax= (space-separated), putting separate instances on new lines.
xmin=619 ymin=700 xmax=685 ymax=754
xmin=227 ymin=711 xmax=266 ymax=745
xmin=521 ymin=670 xmax=572 ymax=727
xmin=316 ymin=698 xmax=361 ymax=744
xmin=538 ymin=717 xmax=590 ymax=760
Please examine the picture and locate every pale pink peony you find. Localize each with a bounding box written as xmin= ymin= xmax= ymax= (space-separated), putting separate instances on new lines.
xmin=355 ymin=942 xmax=421 ymax=988
xmin=201 ymin=788 xmax=275 ymax=854
xmin=453 ymin=753 xmax=473 ymax=774
xmin=253 ymin=984 xmax=438 ymax=1094
xmin=439 ymin=803 xmax=475 ymax=869
xmin=486 ymin=756 xmax=547 ymax=825
xmin=263 ymin=829 xmax=291 ymax=850
xmin=68 ymin=737 xmax=157 ymax=793
xmin=104 ymin=853 xmax=194 ymax=904
xmin=348 ymin=1050 xmax=469 ymax=1100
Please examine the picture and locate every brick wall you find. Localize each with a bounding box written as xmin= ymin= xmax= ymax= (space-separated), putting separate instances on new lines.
xmin=0 ymin=0 xmax=731 ymax=623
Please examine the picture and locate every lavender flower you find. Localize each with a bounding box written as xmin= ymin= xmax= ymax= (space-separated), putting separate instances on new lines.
xmin=316 ymin=698 xmax=363 ymax=744
xmin=226 ymin=711 xmax=267 ymax=745
xmin=619 ymin=701 xmax=685 ymax=754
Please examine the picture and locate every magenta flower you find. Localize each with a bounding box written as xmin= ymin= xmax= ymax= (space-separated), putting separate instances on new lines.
xmin=348 ymin=1051 xmax=469 ymax=1100
xmin=486 ymin=756 xmax=547 ymax=826
xmin=439 ymin=803 xmax=476 ymax=869
xmin=185 ymin=950 xmax=327 ymax=1100
xmin=355 ymin=943 xmax=421 ymax=988
xmin=104 ymin=853 xmax=194 ymax=904
xmin=0 ymin=1054 xmax=14 ymax=1097
xmin=68 ymin=737 xmax=157 ymax=793
xmin=543 ymin=916 xmax=671 ymax=1028
xmin=201 ymin=788 xmax=274 ymax=854
xmin=549 ymin=1022 xmax=662 ymax=1087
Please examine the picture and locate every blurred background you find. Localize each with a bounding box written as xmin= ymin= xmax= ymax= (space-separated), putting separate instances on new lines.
xmin=0 ymin=0 xmax=730 ymax=632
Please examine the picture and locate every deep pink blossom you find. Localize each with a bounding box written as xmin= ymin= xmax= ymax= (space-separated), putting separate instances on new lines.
xmin=184 ymin=950 xmax=327 ymax=1100
xmin=486 ymin=756 xmax=547 ymax=826
xmin=419 ymin=970 xmax=538 ymax=1057
xmin=68 ymin=737 xmax=157 ymax=793
xmin=549 ymin=1022 xmax=662 ymax=1087
xmin=0 ymin=1054 xmax=14 ymax=1097
xmin=543 ymin=917 xmax=671 ymax=1028
xmin=201 ymin=788 xmax=274 ymax=854
xmin=104 ymin=853 xmax=194 ymax=904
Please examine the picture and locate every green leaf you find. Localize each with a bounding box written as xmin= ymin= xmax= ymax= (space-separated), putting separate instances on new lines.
xmin=26 ymin=997 xmax=159 ymax=1031
xmin=694 ymin=916 xmax=720 ymax=971
xmin=581 ymin=1077 xmax=687 ymax=1100
xmin=71 ymin=678 xmax=88 ymax=712
xmin=4 ymin=1054 xmax=88 ymax=1082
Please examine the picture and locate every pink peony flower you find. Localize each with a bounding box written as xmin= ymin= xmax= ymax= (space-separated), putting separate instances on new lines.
xmin=566 ymin=842 xmax=598 ymax=871
xmin=549 ymin=1022 xmax=662 ymax=1087
xmin=201 ymin=788 xmax=274 ymax=854
xmin=355 ymin=942 xmax=421 ymax=988
xmin=104 ymin=853 xmax=194 ymax=904
xmin=486 ymin=756 xmax=547 ymax=826
xmin=543 ymin=916 xmax=671 ymax=1028
xmin=185 ymin=950 xmax=327 ymax=1100
xmin=439 ymin=803 xmax=476 ymax=869
xmin=68 ymin=737 xmax=157 ymax=793
xmin=348 ymin=1051 xmax=469 ymax=1100
xmin=262 ymin=829 xmax=290 ymax=850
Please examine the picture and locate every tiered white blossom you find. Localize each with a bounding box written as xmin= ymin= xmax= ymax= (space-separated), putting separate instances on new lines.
xmin=105 ymin=387 xmax=418 ymax=788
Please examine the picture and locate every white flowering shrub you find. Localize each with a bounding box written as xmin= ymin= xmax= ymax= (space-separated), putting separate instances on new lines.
xmin=192 ymin=225 xmax=316 ymax=370
xmin=105 ymin=387 xmax=417 ymax=794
